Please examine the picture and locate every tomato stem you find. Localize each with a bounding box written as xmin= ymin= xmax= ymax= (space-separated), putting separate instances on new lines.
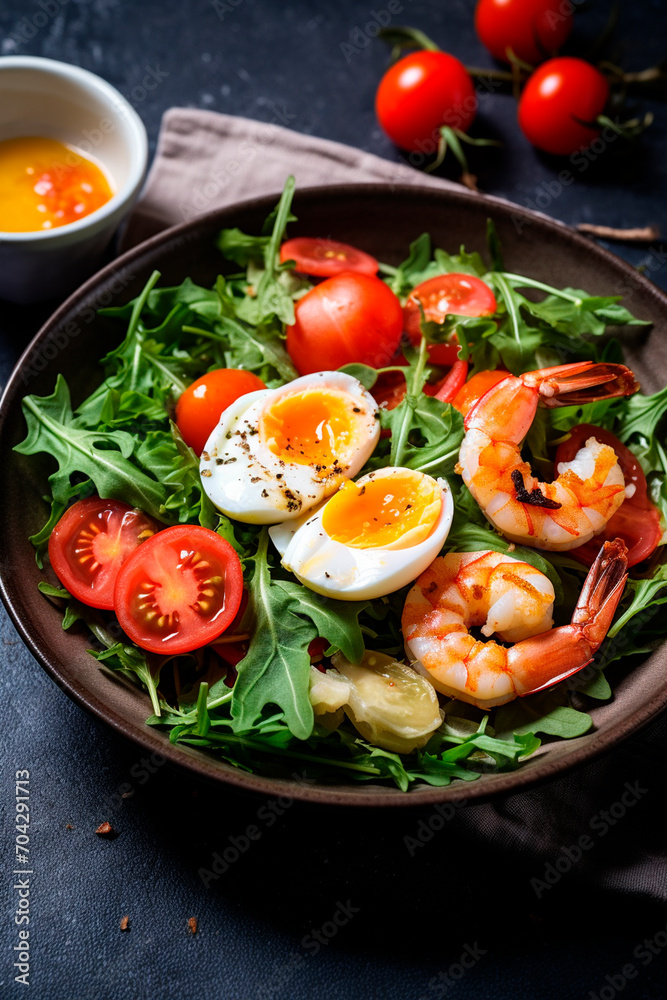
xmin=377 ymin=26 xmax=440 ymax=57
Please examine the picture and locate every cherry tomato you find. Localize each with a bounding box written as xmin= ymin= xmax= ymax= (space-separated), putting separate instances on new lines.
xmin=403 ymin=274 xmax=497 ymax=365
xmin=48 ymin=497 xmax=157 ymax=610
xmin=114 ymin=525 xmax=244 ymax=655
xmin=375 ymin=50 xmax=477 ymax=153
xmin=555 ymin=424 xmax=663 ymax=567
xmin=475 ymin=0 xmax=573 ymax=65
xmin=176 ymin=368 xmax=266 ymax=456
xmin=280 ymin=237 xmax=378 ymax=278
xmin=452 ymin=368 xmax=509 ymax=417
xmin=286 ymin=273 xmax=403 ymax=376
xmin=518 ymin=57 xmax=609 ymax=156
xmin=432 ymin=359 xmax=470 ymax=403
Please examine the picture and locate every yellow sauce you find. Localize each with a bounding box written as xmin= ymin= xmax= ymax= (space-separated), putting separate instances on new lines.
xmin=0 ymin=136 xmax=114 ymax=233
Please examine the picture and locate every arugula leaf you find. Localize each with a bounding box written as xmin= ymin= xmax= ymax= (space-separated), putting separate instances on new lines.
xmin=277 ymin=580 xmax=368 ymax=664
xmin=372 ymin=341 xmax=464 ymax=477
xmin=16 ymin=376 xmax=170 ymax=520
xmin=230 ymin=529 xmax=315 ymax=739
xmin=494 ymin=695 xmax=592 ymax=740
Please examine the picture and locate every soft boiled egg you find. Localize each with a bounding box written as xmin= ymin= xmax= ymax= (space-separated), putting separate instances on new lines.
xmin=272 ymin=467 xmax=454 ymax=600
xmin=199 ymin=371 xmax=380 ymax=524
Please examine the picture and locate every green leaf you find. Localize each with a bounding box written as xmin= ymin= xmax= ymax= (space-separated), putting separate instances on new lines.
xmin=494 ymin=694 xmax=592 ymax=740
xmin=230 ymin=530 xmax=315 ymax=739
xmin=614 ymin=384 xmax=667 ymax=444
xmin=338 ymin=363 xmax=379 ymax=390
xmin=38 ymin=581 xmax=70 ymax=599
xmin=15 ymin=376 xmax=170 ymax=520
xmin=216 ymin=228 xmax=269 ymax=265
xmin=92 ymin=641 xmax=162 ymax=717
xmin=277 ymin=580 xmax=368 ymax=664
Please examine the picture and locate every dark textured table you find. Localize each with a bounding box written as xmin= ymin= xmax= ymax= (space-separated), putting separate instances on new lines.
xmin=1 ymin=2 xmax=667 ymax=998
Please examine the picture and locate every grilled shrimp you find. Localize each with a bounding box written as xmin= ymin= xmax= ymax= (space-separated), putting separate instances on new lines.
xmin=458 ymin=361 xmax=639 ymax=551
xmin=402 ymin=541 xmax=628 ymax=709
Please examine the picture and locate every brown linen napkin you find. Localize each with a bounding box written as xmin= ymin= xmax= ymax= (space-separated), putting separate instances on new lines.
xmin=120 ymin=108 xmax=465 ymax=251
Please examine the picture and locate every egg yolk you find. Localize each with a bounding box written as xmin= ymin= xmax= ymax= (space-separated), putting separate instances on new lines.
xmin=260 ymin=389 xmax=358 ymax=471
xmin=322 ymin=471 xmax=442 ymax=549
xmin=0 ymin=136 xmax=114 ymax=233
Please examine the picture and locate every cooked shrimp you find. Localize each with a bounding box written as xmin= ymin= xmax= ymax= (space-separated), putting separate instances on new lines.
xmin=458 ymin=361 xmax=639 ymax=551
xmin=402 ymin=540 xmax=628 ymax=709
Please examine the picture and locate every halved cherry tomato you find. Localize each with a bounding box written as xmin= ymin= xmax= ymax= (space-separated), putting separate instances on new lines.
xmin=114 ymin=525 xmax=244 ymax=654
xmin=555 ymin=424 xmax=663 ymax=567
xmin=475 ymin=0 xmax=574 ymax=66
xmin=404 ymin=274 xmax=497 ymax=366
xmin=48 ymin=497 xmax=157 ymax=610
xmin=452 ymin=368 xmax=509 ymax=417
xmin=375 ymin=50 xmax=477 ymax=153
xmin=176 ymin=368 xmax=266 ymax=456
xmin=286 ymin=272 xmax=403 ymax=376
xmin=280 ymin=237 xmax=378 ymax=278
xmin=518 ymin=57 xmax=610 ymax=156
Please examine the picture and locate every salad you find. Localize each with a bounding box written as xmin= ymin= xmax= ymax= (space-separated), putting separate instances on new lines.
xmin=17 ymin=177 xmax=667 ymax=791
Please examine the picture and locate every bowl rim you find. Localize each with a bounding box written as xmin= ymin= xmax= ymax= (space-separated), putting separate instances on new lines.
xmin=1 ymin=180 xmax=666 ymax=807
xmin=0 ymin=55 xmax=148 ymax=243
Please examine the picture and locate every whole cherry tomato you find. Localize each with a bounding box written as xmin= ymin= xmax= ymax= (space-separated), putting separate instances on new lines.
xmin=375 ymin=50 xmax=477 ymax=153
xmin=475 ymin=0 xmax=574 ymax=65
xmin=518 ymin=57 xmax=609 ymax=156
xmin=176 ymin=368 xmax=267 ymax=456
xmin=451 ymin=368 xmax=509 ymax=417
xmin=286 ymin=273 xmax=403 ymax=375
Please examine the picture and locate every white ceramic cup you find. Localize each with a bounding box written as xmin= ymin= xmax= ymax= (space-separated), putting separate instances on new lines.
xmin=0 ymin=56 xmax=148 ymax=304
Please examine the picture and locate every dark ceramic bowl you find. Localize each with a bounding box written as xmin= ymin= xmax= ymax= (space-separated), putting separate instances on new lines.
xmin=1 ymin=184 xmax=666 ymax=806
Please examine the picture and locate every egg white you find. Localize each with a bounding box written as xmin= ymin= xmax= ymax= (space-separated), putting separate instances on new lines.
xmin=199 ymin=371 xmax=380 ymax=524
xmin=279 ymin=468 xmax=454 ymax=600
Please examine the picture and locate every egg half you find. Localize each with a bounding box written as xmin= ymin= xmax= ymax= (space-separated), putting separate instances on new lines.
xmin=273 ymin=467 xmax=454 ymax=600
xmin=199 ymin=371 xmax=380 ymax=524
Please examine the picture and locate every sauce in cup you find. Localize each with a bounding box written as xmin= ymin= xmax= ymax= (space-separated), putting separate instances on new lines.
xmin=0 ymin=136 xmax=114 ymax=233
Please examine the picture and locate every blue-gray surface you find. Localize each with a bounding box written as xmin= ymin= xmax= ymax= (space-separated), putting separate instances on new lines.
xmin=1 ymin=2 xmax=667 ymax=998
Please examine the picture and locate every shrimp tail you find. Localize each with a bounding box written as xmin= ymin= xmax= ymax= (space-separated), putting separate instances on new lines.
xmin=522 ymin=361 xmax=639 ymax=408
xmin=508 ymin=538 xmax=629 ymax=696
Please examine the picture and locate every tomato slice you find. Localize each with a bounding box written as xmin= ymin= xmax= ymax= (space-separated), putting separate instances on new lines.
xmin=114 ymin=525 xmax=244 ymax=654
xmin=48 ymin=497 xmax=157 ymax=610
xmin=280 ymin=237 xmax=378 ymax=278
xmin=555 ymin=423 xmax=663 ymax=568
xmin=452 ymin=368 xmax=509 ymax=417
xmin=404 ymin=273 xmax=497 ymax=366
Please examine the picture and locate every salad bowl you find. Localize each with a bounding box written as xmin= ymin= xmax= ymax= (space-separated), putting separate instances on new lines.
xmin=1 ymin=183 xmax=666 ymax=806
